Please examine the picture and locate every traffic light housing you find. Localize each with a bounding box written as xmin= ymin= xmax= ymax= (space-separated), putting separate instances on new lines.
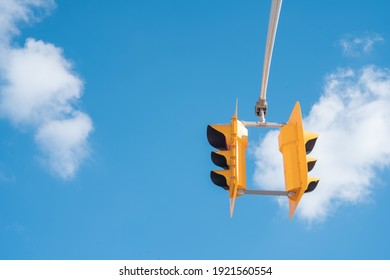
xmin=278 ymin=102 xmax=319 ymax=219
xmin=207 ymin=113 xmax=248 ymax=217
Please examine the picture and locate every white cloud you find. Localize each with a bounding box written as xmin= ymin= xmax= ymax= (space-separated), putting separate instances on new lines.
xmin=35 ymin=113 xmax=93 ymax=179
xmin=0 ymin=0 xmax=54 ymax=44
xmin=0 ymin=38 xmax=82 ymax=124
xmin=338 ymin=34 xmax=383 ymax=57
xmin=0 ymin=0 xmax=93 ymax=179
xmin=253 ymin=65 xmax=390 ymax=223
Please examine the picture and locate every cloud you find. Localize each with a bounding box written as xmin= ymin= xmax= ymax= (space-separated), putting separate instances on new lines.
xmin=253 ymin=65 xmax=390 ymax=223
xmin=0 ymin=0 xmax=93 ymax=179
xmin=1 ymin=38 xmax=83 ymax=124
xmin=35 ymin=112 xmax=92 ymax=179
xmin=0 ymin=0 xmax=54 ymax=44
xmin=6 ymin=222 xmax=25 ymax=234
xmin=337 ymin=33 xmax=383 ymax=57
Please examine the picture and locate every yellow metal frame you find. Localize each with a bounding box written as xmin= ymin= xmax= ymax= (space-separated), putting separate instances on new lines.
xmin=278 ymin=102 xmax=319 ymax=218
xmin=208 ymin=112 xmax=248 ymax=217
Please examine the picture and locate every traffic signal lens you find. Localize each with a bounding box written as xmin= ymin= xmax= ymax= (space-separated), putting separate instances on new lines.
xmin=305 ymin=133 xmax=318 ymax=154
xmin=211 ymin=151 xmax=229 ymax=169
xmin=207 ymin=125 xmax=228 ymax=150
xmin=210 ymin=171 xmax=229 ymax=190
xmin=305 ymin=177 xmax=320 ymax=193
xmin=307 ymin=157 xmax=317 ymax=172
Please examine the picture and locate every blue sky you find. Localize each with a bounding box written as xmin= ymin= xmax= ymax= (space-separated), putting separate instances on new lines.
xmin=1 ymin=0 xmax=390 ymax=260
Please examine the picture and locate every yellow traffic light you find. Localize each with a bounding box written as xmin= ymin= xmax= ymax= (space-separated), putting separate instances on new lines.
xmin=278 ymin=102 xmax=319 ymax=219
xmin=207 ymin=113 xmax=248 ymax=217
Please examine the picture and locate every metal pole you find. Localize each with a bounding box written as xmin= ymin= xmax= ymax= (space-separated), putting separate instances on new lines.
xmin=238 ymin=189 xmax=294 ymax=197
xmin=255 ymin=0 xmax=283 ymax=121
xmin=242 ymin=120 xmax=285 ymax=128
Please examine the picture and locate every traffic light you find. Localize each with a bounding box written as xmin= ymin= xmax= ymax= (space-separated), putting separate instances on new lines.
xmin=207 ymin=113 xmax=248 ymax=217
xmin=278 ymin=102 xmax=319 ymax=219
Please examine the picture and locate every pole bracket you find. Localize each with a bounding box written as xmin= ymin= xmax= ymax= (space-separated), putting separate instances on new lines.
xmin=255 ymin=99 xmax=267 ymax=122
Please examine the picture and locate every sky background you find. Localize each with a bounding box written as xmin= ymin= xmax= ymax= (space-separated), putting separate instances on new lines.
xmin=1 ymin=0 xmax=390 ymax=260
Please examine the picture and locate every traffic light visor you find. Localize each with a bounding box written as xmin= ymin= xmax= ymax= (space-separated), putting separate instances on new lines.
xmin=305 ymin=177 xmax=320 ymax=193
xmin=211 ymin=151 xmax=229 ymax=169
xmin=207 ymin=125 xmax=230 ymax=150
xmin=305 ymin=132 xmax=318 ymax=154
xmin=210 ymin=170 xmax=230 ymax=190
